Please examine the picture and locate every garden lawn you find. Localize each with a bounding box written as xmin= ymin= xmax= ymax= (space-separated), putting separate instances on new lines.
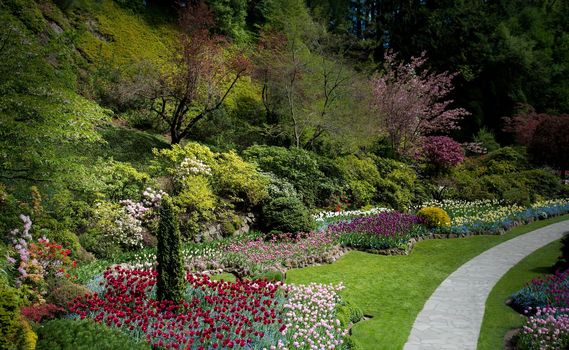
xmin=286 ymin=214 xmax=569 ymax=350
xmin=477 ymin=239 xmax=561 ymax=350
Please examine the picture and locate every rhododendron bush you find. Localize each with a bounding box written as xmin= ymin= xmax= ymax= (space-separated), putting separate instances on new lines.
xmin=71 ymin=266 xmax=348 ymax=349
xmin=419 ymin=136 xmax=464 ymax=170
xmin=7 ymin=215 xmax=77 ymax=303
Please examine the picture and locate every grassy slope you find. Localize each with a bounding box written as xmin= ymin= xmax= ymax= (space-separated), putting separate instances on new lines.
xmin=477 ymin=239 xmax=561 ymax=350
xmin=286 ymin=215 xmax=569 ymax=350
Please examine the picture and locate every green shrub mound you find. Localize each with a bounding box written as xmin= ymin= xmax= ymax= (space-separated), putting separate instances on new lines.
xmin=261 ymin=196 xmax=315 ymax=234
xmin=36 ymin=319 xmax=150 ymax=350
xmin=0 ymin=285 xmax=20 ymax=350
xmin=417 ymin=207 xmax=451 ymax=228
xmin=336 ymin=300 xmax=364 ymax=327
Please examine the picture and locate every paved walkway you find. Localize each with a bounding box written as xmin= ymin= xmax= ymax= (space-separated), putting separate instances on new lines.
xmin=404 ymin=220 xmax=569 ymax=350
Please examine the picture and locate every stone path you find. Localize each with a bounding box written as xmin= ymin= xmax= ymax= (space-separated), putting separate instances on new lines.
xmin=404 ymin=220 xmax=569 ymax=350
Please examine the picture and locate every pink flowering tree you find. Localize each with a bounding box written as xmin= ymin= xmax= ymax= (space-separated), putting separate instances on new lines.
xmin=418 ymin=136 xmax=465 ymax=175
xmin=371 ymin=51 xmax=470 ymax=157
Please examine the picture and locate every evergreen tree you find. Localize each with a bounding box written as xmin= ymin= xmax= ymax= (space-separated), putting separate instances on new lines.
xmin=156 ymin=197 xmax=185 ymax=302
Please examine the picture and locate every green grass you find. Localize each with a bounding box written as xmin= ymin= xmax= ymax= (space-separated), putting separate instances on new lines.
xmin=477 ymin=239 xmax=562 ymax=350
xmin=286 ymin=215 xmax=569 ymax=350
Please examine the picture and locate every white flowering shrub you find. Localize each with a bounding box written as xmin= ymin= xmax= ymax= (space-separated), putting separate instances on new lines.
xmin=178 ymin=157 xmax=212 ymax=179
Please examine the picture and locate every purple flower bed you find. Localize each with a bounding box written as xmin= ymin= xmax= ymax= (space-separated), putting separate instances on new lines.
xmin=510 ymin=270 xmax=569 ymax=313
xmin=328 ymin=212 xmax=423 ymax=237
xmin=327 ymin=212 xmax=427 ymax=250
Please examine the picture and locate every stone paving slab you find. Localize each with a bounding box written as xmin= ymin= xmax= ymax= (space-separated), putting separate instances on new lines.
xmin=403 ymin=220 xmax=569 ymax=350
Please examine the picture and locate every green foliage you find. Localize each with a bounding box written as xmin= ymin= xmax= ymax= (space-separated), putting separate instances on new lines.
xmin=154 ymin=142 xmax=269 ymax=238
xmin=81 ymin=201 xmax=142 ymax=257
xmin=558 ymin=233 xmax=569 ymax=271
xmin=374 ymin=158 xmax=420 ymax=210
xmin=336 ymin=155 xmax=380 ymax=207
xmin=113 ymin=0 xmax=146 ymax=12
xmin=448 ymin=147 xmax=565 ymax=204
xmin=14 ymin=316 xmax=36 ymax=350
xmin=207 ymin=0 xmax=248 ymax=40
xmin=96 ymin=160 xmax=150 ymax=201
xmin=336 ymin=300 xmax=364 ymax=327
xmin=175 ymin=176 xmax=217 ymax=238
xmin=156 ymin=197 xmax=185 ymax=302
xmin=211 ymin=151 xmax=269 ymax=207
xmin=0 ymin=285 xmax=20 ymax=350
xmin=261 ymin=196 xmax=314 ymax=234
xmin=76 ymin=1 xmax=175 ymax=67
xmin=36 ymin=319 xmax=150 ymax=350
xmin=264 ymin=172 xmax=299 ymax=199
xmin=474 ymin=128 xmax=500 ymax=153
xmin=417 ymin=208 xmax=451 ymax=228
xmin=244 ymin=145 xmax=334 ymax=208
xmin=46 ymin=279 xmax=90 ymax=310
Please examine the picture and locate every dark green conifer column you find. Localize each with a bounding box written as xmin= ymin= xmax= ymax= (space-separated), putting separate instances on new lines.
xmin=156 ymin=196 xmax=185 ymax=302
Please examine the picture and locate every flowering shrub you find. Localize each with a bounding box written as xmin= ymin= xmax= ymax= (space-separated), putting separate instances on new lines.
xmin=92 ymin=201 xmax=144 ymax=250
xmin=21 ymin=303 xmax=64 ymax=323
xmin=71 ymin=266 xmax=348 ymax=349
xmin=327 ymin=212 xmax=426 ymax=250
xmin=518 ymin=307 xmax=569 ymax=350
xmin=416 ymin=207 xmax=451 ymax=228
xmin=178 ymin=156 xmax=212 ymax=177
xmin=419 ymin=136 xmax=465 ymax=169
xmin=7 ymin=215 xmax=77 ymax=303
xmin=510 ymin=270 xmax=569 ymax=312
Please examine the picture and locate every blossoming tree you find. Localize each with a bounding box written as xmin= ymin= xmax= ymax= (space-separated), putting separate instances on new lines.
xmin=371 ymin=51 xmax=470 ymax=157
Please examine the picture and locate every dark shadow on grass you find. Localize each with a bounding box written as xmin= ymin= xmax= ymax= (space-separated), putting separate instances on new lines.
xmin=92 ymin=124 xmax=169 ymax=168
xmin=529 ymin=266 xmax=555 ymax=274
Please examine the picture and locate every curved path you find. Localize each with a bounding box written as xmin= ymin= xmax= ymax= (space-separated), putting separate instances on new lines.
xmin=404 ymin=220 xmax=569 ymax=350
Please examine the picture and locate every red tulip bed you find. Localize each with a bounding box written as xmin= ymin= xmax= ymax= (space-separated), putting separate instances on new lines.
xmin=70 ymin=266 xmax=348 ymax=349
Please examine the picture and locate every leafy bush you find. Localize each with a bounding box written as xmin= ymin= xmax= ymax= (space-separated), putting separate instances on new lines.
xmin=46 ymin=279 xmax=90 ymax=310
xmin=264 ymin=172 xmax=299 ymax=199
xmin=419 ymin=136 xmax=464 ymax=174
xmin=337 ymin=300 xmax=364 ymax=327
xmin=373 ymin=158 xmax=420 ymax=210
xmin=261 ymin=196 xmax=315 ymax=234
xmin=473 ymin=127 xmax=500 ymax=153
xmin=336 ymin=155 xmax=380 ymax=207
xmin=0 ymin=285 xmax=20 ymax=350
xmin=97 ymin=161 xmax=150 ymax=201
xmin=244 ymin=145 xmax=333 ymax=208
xmin=39 ymin=228 xmax=81 ymax=257
xmin=417 ymin=207 xmax=451 ymax=228
xmin=211 ymin=150 xmax=268 ymax=207
xmin=83 ymin=201 xmax=143 ymax=257
xmin=36 ymin=319 xmax=150 ymax=350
